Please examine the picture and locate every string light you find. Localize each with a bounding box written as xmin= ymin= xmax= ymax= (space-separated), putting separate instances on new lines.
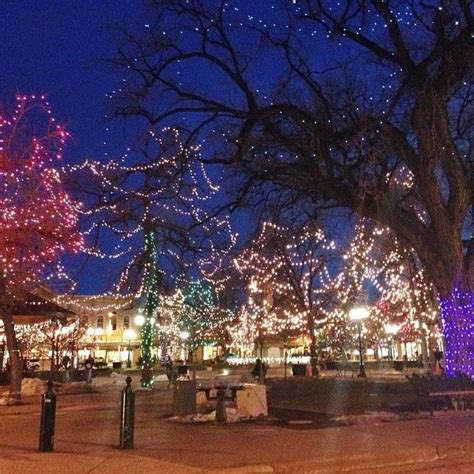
xmin=0 ymin=95 xmax=83 ymax=293
xmin=441 ymin=289 xmax=474 ymax=378
xmin=231 ymin=219 xmax=441 ymax=357
xmin=62 ymin=128 xmax=236 ymax=316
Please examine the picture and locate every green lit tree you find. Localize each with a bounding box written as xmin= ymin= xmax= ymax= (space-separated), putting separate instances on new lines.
xmin=139 ymin=229 xmax=159 ymax=387
xmin=177 ymin=280 xmax=233 ymax=378
xmin=66 ymin=129 xmax=234 ymax=388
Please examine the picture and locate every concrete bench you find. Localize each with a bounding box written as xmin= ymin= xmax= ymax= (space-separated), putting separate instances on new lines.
xmin=407 ymin=373 xmax=474 ymax=413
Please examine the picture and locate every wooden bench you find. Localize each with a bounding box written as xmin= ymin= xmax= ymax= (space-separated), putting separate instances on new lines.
xmin=406 ymin=373 xmax=474 ymax=414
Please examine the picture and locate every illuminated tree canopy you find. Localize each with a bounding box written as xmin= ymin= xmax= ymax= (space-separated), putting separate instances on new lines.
xmin=0 ymin=95 xmax=82 ymax=402
xmin=109 ymin=0 xmax=473 ymax=375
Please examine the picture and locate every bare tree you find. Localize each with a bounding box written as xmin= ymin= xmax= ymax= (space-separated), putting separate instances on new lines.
xmin=65 ymin=128 xmax=231 ymax=294
xmin=109 ymin=1 xmax=473 ymax=374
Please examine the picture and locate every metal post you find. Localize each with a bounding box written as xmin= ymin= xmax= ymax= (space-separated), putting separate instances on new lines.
xmin=39 ymin=380 xmax=57 ymax=452
xmin=119 ymin=376 xmax=135 ymax=449
xmin=357 ymin=323 xmax=366 ymax=378
xmin=127 ymin=341 xmax=131 ymax=369
xmin=215 ymin=387 xmax=227 ymax=424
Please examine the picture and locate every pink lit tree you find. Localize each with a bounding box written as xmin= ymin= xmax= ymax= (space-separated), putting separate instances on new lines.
xmin=0 ymin=96 xmax=83 ymax=403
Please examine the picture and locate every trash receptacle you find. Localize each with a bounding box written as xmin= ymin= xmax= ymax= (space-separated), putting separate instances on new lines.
xmin=292 ymin=364 xmax=307 ymax=376
xmin=113 ymin=362 xmax=122 ymax=370
xmin=177 ymin=365 xmax=189 ymax=375
xmin=393 ymin=360 xmax=404 ymax=371
xmin=173 ymin=379 xmax=197 ymax=417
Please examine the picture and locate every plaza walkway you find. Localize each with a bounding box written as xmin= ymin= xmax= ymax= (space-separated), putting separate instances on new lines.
xmin=0 ymin=375 xmax=473 ymax=473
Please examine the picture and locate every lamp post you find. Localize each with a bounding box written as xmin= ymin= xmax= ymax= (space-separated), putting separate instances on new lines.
xmin=180 ymin=330 xmax=190 ymax=358
xmin=384 ymin=323 xmax=400 ymax=360
xmin=134 ymin=314 xmax=145 ymax=366
xmin=123 ymin=329 xmax=136 ymax=369
xmin=86 ymin=327 xmax=95 ymax=358
xmin=180 ymin=330 xmax=196 ymax=379
xmin=86 ymin=327 xmax=103 ymax=359
xmin=349 ymin=306 xmax=369 ymax=378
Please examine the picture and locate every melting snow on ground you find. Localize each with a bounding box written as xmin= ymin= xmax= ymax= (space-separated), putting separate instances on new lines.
xmin=166 ymin=407 xmax=250 ymax=424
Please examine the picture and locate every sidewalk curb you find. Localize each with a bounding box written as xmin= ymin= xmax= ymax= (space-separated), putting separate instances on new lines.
xmin=272 ymin=441 xmax=474 ymax=473
xmin=211 ymin=465 xmax=274 ymax=473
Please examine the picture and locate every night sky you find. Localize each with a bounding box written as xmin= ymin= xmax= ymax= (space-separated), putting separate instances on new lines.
xmin=0 ymin=1 xmax=348 ymax=295
xmin=0 ymin=1 xmax=140 ymax=164
xmin=0 ymin=2 xmax=368 ymax=296
xmin=1 ymin=2 xmax=147 ymax=293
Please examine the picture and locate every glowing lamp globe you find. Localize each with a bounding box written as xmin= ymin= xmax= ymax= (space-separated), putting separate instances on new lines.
xmin=124 ymin=328 xmax=136 ymax=341
xmin=349 ymin=306 xmax=369 ymax=321
xmin=134 ymin=314 xmax=145 ymax=327
xmin=384 ymin=323 xmax=400 ymax=335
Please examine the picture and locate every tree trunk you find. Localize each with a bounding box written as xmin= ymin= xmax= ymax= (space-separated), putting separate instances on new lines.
xmin=1 ymin=311 xmax=22 ymax=403
xmin=308 ymin=315 xmax=319 ymax=377
xmin=420 ymin=335 xmax=429 ymax=372
xmin=0 ymin=278 xmax=22 ymax=403
xmin=0 ymin=339 xmax=5 ymax=371
xmin=309 ymin=337 xmax=319 ymax=377
xmin=439 ymin=288 xmax=473 ymax=378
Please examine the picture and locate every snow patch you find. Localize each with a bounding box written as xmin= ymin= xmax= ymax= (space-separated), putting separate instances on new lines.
xmin=56 ymin=382 xmax=95 ymax=394
xmin=166 ymin=407 xmax=250 ymax=424
xmin=334 ymin=411 xmax=400 ymax=426
xmin=22 ymin=378 xmax=46 ymax=396
xmin=92 ymin=372 xmax=127 ymax=387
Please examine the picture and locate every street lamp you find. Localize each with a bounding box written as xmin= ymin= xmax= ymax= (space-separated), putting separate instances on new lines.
xmin=180 ymin=330 xmax=190 ymax=360
xmin=123 ymin=328 xmax=136 ymax=369
xmin=180 ymin=330 xmax=196 ymax=379
xmin=384 ymin=323 xmax=400 ymax=360
xmin=86 ymin=327 xmax=103 ymax=358
xmin=134 ymin=314 xmax=145 ymax=327
xmin=349 ymin=306 xmax=369 ymax=378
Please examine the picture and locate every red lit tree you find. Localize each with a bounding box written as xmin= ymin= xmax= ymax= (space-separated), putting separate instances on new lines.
xmin=0 ymin=96 xmax=82 ymax=403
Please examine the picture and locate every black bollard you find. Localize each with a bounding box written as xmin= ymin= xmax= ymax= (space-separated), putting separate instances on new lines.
xmin=39 ymin=380 xmax=57 ymax=452
xmin=215 ymin=387 xmax=227 ymax=424
xmin=119 ymin=376 xmax=135 ymax=449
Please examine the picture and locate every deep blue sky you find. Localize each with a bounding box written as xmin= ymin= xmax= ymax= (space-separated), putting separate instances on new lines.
xmin=0 ymin=1 xmax=354 ymax=296
xmin=0 ymin=1 xmax=139 ymax=164
xmin=0 ymin=2 xmax=144 ymax=294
